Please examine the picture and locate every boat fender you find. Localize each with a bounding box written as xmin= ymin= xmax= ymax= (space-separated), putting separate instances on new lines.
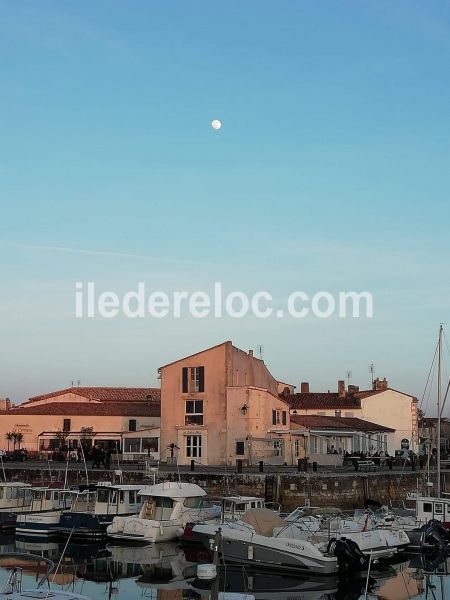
xmin=197 ymin=563 xmax=217 ymax=580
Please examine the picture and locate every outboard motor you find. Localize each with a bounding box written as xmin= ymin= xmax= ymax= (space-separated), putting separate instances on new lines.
xmin=327 ymin=537 xmax=369 ymax=571
xmin=420 ymin=519 xmax=450 ymax=551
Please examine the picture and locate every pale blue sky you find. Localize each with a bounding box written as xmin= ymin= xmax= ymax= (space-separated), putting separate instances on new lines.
xmin=1 ymin=1 xmax=449 ymax=404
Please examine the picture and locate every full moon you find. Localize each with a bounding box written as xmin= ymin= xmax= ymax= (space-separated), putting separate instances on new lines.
xmin=211 ymin=119 xmax=222 ymax=130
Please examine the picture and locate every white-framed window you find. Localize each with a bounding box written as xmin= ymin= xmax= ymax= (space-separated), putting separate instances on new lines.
xmin=273 ymin=439 xmax=283 ymax=457
xmin=309 ymin=436 xmax=318 ymax=454
xmin=294 ymin=439 xmax=302 ymax=457
xmin=185 ymin=400 xmax=203 ymax=425
xmin=272 ymin=410 xmax=287 ymax=426
xmin=186 ymin=435 xmax=202 ymax=458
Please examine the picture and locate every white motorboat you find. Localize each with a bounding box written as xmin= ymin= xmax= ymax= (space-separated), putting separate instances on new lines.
xmin=287 ymin=507 xmax=410 ymax=560
xmin=15 ymin=487 xmax=73 ymax=537
xmin=193 ymin=508 xmax=339 ymax=575
xmin=107 ymin=481 xmax=220 ymax=543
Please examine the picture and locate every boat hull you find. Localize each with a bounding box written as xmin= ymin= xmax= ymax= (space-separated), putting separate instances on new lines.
xmin=15 ymin=511 xmax=61 ymax=537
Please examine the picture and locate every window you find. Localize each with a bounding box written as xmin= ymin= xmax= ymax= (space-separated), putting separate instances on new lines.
xmin=128 ymin=420 xmax=137 ymax=432
xmin=273 ymin=440 xmax=283 ymax=457
xmin=236 ymin=441 xmax=245 ymax=455
xmin=124 ymin=439 xmax=140 ymax=453
xmin=272 ymin=409 xmax=284 ymax=425
xmin=63 ymin=419 xmax=71 ymax=432
xmin=97 ymin=489 xmax=109 ymax=503
xmin=435 ymin=503 xmax=443 ymax=515
xmin=129 ymin=491 xmax=136 ymax=504
xmin=423 ymin=503 xmax=432 ymax=513
xmin=282 ymin=411 xmax=287 ymax=425
xmin=182 ymin=366 xmax=205 ymax=393
xmin=141 ymin=438 xmax=159 ymax=453
xmin=185 ymin=400 xmax=204 ymax=425
xmin=184 ymin=496 xmax=203 ymax=508
xmin=186 ymin=435 xmax=202 ymax=458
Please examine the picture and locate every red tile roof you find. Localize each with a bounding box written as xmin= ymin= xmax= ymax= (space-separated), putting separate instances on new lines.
xmin=23 ymin=387 xmax=160 ymax=406
xmin=9 ymin=401 xmax=160 ymax=418
xmin=284 ymin=392 xmax=361 ymax=411
xmin=290 ymin=414 xmax=394 ymax=432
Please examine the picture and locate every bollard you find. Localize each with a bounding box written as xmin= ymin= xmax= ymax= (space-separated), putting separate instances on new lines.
xmin=259 ymin=461 xmax=264 ymax=473
xmin=190 ymin=459 xmax=195 ymax=472
xmin=236 ymin=459 xmax=243 ymax=473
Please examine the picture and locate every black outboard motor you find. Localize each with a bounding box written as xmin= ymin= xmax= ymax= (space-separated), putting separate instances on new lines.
xmin=420 ymin=519 xmax=450 ymax=551
xmin=327 ymin=537 xmax=369 ymax=571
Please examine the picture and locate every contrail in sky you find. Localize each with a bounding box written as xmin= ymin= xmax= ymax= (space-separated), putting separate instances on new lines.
xmin=0 ymin=241 xmax=206 ymax=265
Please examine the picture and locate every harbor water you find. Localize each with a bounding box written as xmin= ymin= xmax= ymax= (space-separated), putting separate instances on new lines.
xmin=1 ymin=535 xmax=450 ymax=599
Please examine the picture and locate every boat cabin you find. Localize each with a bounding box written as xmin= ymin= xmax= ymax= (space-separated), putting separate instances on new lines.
xmin=0 ymin=483 xmax=31 ymax=511
xmin=19 ymin=487 xmax=72 ymax=513
xmin=220 ymin=496 xmax=266 ymax=521
xmin=415 ymin=496 xmax=450 ymax=526
xmin=70 ymin=483 xmax=144 ymax=516
xmin=138 ymin=482 xmax=209 ymax=522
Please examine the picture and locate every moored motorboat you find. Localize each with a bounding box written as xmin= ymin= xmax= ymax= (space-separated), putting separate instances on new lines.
xmin=107 ymin=481 xmax=220 ymax=544
xmin=58 ymin=482 xmax=145 ymax=539
xmin=15 ymin=487 xmax=73 ymax=537
xmin=0 ymin=483 xmax=32 ymax=530
xmin=193 ymin=508 xmax=339 ymax=575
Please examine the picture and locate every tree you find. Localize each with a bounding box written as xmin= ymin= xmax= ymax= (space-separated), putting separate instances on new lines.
xmin=13 ymin=432 xmax=24 ymax=450
xmin=54 ymin=430 xmax=68 ymax=449
xmin=5 ymin=432 xmax=13 ymax=451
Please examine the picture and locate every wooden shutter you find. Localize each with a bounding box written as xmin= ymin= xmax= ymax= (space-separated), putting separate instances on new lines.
xmin=272 ymin=410 xmax=277 ymax=425
xmin=182 ymin=367 xmax=188 ymax=393
xmin=198 ymin=366 xmax=205 ymax=392
xmin=282 ymin=411 xmax=287 ymax=425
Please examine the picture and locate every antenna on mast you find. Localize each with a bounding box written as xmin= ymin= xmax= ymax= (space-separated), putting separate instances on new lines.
xmin=369 ymin=364 xmax=375 ymax=387
xmin=346 ymin=370 xmax=352 ymax=387
xmin=257 ymin=345 xmax=264 ymax=360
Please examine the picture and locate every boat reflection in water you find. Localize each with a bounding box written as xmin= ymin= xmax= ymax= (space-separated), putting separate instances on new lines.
xmin=3 ymin=534 xmax=450 ymax=599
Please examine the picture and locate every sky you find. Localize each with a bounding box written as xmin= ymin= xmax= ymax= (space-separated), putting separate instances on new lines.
xmin=1 ymin=1 xmax=450 ymax=405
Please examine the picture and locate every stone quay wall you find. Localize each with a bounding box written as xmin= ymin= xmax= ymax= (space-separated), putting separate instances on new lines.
xmin=3 ymin=467 xmax=442 ymax=510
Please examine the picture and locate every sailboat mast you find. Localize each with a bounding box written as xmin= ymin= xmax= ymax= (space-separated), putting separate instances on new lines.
xmin=437 ymin=324 xmax=443 ymax=497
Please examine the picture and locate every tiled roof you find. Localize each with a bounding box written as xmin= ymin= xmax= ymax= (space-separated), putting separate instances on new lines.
xmin=9 ymin=402 xmax=160 ymax=417
xmin=23 ymin=387 xmax=160 ymax=406
xmin=290 ymin=414 xmax=394 ymax=432
xmin=284 ymin=392 xmax=361 ymax=411
xmin=354 ymin=388 xmax=417 ymax=400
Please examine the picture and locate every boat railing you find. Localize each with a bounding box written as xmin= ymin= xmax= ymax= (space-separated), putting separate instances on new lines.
xmin=1 ymin=553 xmax=55 ymax=592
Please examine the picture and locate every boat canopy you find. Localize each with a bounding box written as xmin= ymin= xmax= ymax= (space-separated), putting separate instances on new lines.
xmin=241 ymin=508 xmax=288 ymax=536
xmin=138 ymin=481 xmax=206 ymax=499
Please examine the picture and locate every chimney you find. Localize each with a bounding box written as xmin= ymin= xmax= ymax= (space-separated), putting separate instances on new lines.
xmin=248 ymin=350 xmax=253 ymax=359
xmin=338 ymin=380 xmax=346 ymax=398
xmin=300 ymin=382 xmax=310 ymax=394
xmin=373 ymin=377 xmax=388 ymax=391
xmin=348 ymin=385 xmax=360 ymax=394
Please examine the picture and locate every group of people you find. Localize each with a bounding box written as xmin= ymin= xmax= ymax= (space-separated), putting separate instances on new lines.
xmin=90 ymin=444 xmax=112 ymax=469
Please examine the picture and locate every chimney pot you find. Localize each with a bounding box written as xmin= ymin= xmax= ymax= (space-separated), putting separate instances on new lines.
xmin=249 ymin=350 xmax=253 ymax=358
xmin=300 ymin=382 xmax=310 ymax=394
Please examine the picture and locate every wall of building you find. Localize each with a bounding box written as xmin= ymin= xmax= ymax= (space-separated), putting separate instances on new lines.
xmin=360 ymin=390 xmax=418 ymax=454
xmin=160 ymin=343 xmax=228 ymax=466
xmin=0 ymin=413 xmax=159 ymax=452
xmin=226 ymin=386 xmax=291 ymax=465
